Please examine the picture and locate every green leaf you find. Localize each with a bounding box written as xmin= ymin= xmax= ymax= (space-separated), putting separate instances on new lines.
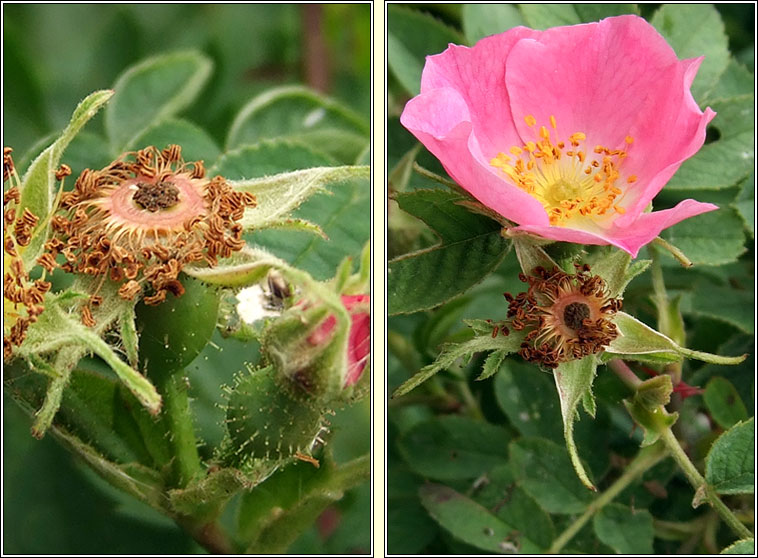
xmin=709 ymin=95 xmax=754 ymax=138
xmin=212 ymin=139 xmax=336 ymax=179
xmin=392 ymin=328 xmax=526 ymax=398
xmin=721 ymin=538 xmax=755 ymax=554
xmin=593 ymin=503 xmax=654 ymax=554
xmin=573 ymin=4 xmax=639 ymax=21
xmin=397 ymin=416 xmax=511 ymax=481
xmin=494 ymin=359 xmax=563 ymax=442
xmin=663 ymin=132 xmax=753 ymax=191
xmin=584 ymin=246 xmax=647 ymax=299
xmin=705 ymin=417 xmax=754 ymax=495
xmin=388 ymin=192 xmax=511 ymax=315
xmin=226 ymin=86 xmax=368 ymax=163
xmin=635 ymin=375 xmax=674 ymax=411
xmin=731 ymin=172 xmax=754 ymax=238
xmin=394 ymin=189 xmax=502 ymax=244
xmin=53 ymin=428 xmax=167 ymax=513
xmin=240 ymin=454 xmax=369 ymax=553
xmin=387 ymin=5 xmax=464 ymax=96
xmin=105 ymin=51 xmax=212 ymax=152
xmin=461 ymin=4 xmax=524 ymax=45
xmin=472 ymin=464 xmax=555 ymax=550
xmin=519 ymin=4 xmax=581 ymax=29
xmin=553 ymin=356 xmax=598 ymax=490
xmin=419 ymin=483 xmax=543 ymax=553
xmin=680 ymin=284 xmax=754 ymax=334
xmin=606 ymin=312 xmax=747 ymax=365
xmin=233 ymin=165 xmax=368 ymax=234
xmin=128 ymin=118 xmax=221 ymax=165
xmin=509 ymin=437 xmax=595 ymax=514
xmin=651 ymin=4 xmax=730 ymax=101
xmin=704 ymin=377 xmax=749 ymax=430
xmin=246 ymin=170 xmax=369 ymax=280
xmin=59 ymin=368 xmax=148 ymax=464
xmin=18 ymin=90 xmax=113 ymax=268
xmin=705 ymin=59 xmax=754 ymax=102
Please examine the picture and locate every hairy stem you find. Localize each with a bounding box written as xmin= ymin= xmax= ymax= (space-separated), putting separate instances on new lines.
xmin=159 ymin=370 xmax=202 ymax=488
xmin=652 ymin=236 xmax=692 ymax=268
xmin=548 ymin=443 xmax=667 ymax=553
xmin=177 ymin=517 xmax=237 ymax=554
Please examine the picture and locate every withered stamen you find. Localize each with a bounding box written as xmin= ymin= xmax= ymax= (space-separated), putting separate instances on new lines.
xmin=503 ymin=264 xmax=620 ymax=368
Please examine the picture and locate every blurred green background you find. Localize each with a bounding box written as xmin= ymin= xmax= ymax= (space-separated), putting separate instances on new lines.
xmin=4 ymin=3 xmax=370 ymax=157
xmin=3 ymin=3 xmax=370 ymax=554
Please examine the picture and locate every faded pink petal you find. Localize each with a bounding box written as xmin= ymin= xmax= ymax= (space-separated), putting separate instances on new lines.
xmin=400 ymin=15 xmax=718 ymax=255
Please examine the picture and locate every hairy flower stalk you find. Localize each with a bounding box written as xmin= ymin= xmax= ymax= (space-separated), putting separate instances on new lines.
xmin=3 ymin=147 xmax=51 ymax=359
xmin=38 ymin=145 xmax=256 ymax=318
xmin=505 ymin=265 xmax=621 ymax=368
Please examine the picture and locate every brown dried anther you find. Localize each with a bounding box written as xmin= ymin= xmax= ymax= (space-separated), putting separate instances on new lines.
xmin=3 ymin=147 xmax=49 ymax=359
xmin=504 ymin=264 xmax=621 ymax=369
xmin=38 ymin=145 xmax=257 ymax=311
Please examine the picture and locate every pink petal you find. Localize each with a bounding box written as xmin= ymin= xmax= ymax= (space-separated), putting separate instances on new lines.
xmin=419 ymin=28 xmax=539 ymax=154
xmin=505 ymin=16 xmax=714 ymax=215
xmin=401 ymin=89 xmax=549 ymax=225
xmin=514 ymin=198 xmax=717 ymax=256
xmin=400 ymin=14 xmax=717 ymax=250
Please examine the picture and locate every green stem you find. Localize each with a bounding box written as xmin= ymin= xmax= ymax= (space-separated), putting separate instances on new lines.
xmin=652 ymin=236 xmax=692 ymax=268
xmin=609 ymin=360 xmax=752 ymax=541
xmin=607 ymin=358 xmax=642 ymax=391
xmin=159 ymin=371 xmax=202 ymax=488
xmin=659 ymin=428 xmax=752 ymax=540
xmin=548 ymin=443 xmax=667 ymax=553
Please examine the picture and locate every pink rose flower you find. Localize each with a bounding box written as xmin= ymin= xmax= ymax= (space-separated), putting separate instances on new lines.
xmin=308 ymin=294 xmax=370 ymax=387
xmin=400 ymin=15 xmax=718 ymax=256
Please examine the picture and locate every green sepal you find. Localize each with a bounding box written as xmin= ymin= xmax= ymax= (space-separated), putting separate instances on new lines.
xmin=231 ymin=165 xmax=369 ymax=231
xmin=623 ymin=398 xmax=679 ymax=447
xmin=604 ymin=312 xmax=746 ymax=365
xmin=635 ymin=374 xmax=674 ymax=411
xmin=17 ymin=291 xmax=162 ymax=424
xmin=17 ymin=90 xmax=114 ymax=268
xmin=393 ymin=324 xmax=526 ymax=398
xmin=512 ymin=236 xmax=560 ymax=276
xmin=553 ymin=355 xmax=598 ymax=491
xmin=585 ymin=246 xmax=650 ymax=298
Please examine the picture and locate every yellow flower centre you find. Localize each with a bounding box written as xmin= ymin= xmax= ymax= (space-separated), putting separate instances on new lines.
xmin=491 ymin=115 xmax=636 ymax=226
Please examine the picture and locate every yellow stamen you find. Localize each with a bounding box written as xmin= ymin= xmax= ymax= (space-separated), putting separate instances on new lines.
xmin=491 ymin=116 xmax=634 ymax=226
xmin=625 ymin=135 xmax=634 ymax=144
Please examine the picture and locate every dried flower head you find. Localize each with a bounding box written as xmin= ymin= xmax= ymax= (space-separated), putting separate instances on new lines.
xmin=3 ymin=147 xmax=51 ymax=359
xmin=39 ymin=145 xmax=256 ymax=309
xmin=505 ymin=265 xmax=620 ymax=368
